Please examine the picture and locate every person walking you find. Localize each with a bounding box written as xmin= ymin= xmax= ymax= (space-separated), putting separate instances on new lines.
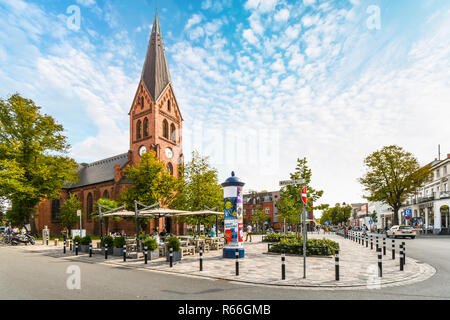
xmin=245 ymin=224 xmax=252 ymax=242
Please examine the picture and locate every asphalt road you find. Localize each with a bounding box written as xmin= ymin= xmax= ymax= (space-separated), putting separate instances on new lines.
xmin=1 ymin=236 xmax=449 ymax=300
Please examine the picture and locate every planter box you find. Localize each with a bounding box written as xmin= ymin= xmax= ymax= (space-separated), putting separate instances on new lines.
xmin=149 ymin=249 xmax=160 ymax=260
xmin=101 ymin=247 xmax=114 ymax=255
xmin=80 ymin=244 xmax=89 ymax=253
xmin=113 ymin=247 xmax=124 ymax=256
xmin=166 ymin=250 xmax=182 ymax=262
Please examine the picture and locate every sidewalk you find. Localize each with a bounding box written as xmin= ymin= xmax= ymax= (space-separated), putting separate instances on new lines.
xmin=11 ymin=233 xmax=435 ymax=290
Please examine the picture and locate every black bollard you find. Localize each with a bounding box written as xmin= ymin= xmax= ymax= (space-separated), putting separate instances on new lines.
xmin=64 ymin=240 xmax=66 ymax=254
xmin=70 ymin=239 xmax=72 ymax=251
xmin=235 ymin=248 xmax=239 ymax=276
xmin=123 ymin=245 xmax=127 ymax=262
xmin=383 ymin=238 xmax=386 ymax=255
xmin=377 ymin=247 xmax=382 ymax=277
xmin=371 ymin=236 xmax=373 ymax=250
xmin=170 ymin=247 xmax=173 ymax=268
xmin=281 ymin=251 xmax=286 ymax=280
xmin=105 ymin=243 xmax=108 ymax=259
xmin=358 ymin=233 xmax=361 ymax=245
xmin=335 ymin=250 xmax=340 ymax=281
xmin=89 ymin=242 xmax=92 ymax=257
xmin=392 ymin=239 xmax=395 ymax=260
xmin=144 ymin=246 xmax=148 ymax=265
xmin=366 ymin=235 xmax=368 ymax=248
xmin=199 ymin=247 xmax=203 ymax=271
xmin=402 ymin=241 xmax=406 ymax=265
xmin=376 ymin=237 xmax=379 ymax=252
xmin=75 ymin=242 xmax=79 ymax=256
xmin=399 ymin=244 xmax=404 ymax=271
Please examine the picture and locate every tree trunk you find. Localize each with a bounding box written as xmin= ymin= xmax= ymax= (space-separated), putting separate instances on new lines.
xmin=393 ymin=207 xmax=399 ymax=226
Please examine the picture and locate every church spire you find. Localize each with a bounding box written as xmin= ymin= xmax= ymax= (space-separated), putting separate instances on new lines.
xmin=141 ymin=12 xmax=171 ymax=102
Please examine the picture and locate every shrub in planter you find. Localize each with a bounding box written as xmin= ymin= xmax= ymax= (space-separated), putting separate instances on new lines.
xmin=262 ymin=233 xmax=297 ymax=242
xmin=80 ymin=235 xmax=92 ymax=252
xmin=144 ymin=238 xmax=160 ymax=260
xmin=269 ymin=237 xmax=339 ymax=256
xmin=113 ymin=236 xmax=126 ymax=256
xmin=100 ymin=235 xmax=114 ymax=254
xmin=165 ymin=236 xmax=182 ymax=262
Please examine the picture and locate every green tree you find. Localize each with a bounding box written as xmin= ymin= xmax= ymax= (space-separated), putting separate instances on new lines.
xmin=359 ymin=145 xmax=431 ymax=225
xmin=278 ymin=158 xmax=326 ymax=236
xmin=93 ymin=198 xmax=119 ymax=235
xmin=0 ymin=94 xmax=78 ymax=228
xmin=59 ymin=194 xmax=81 ymax=231
xmin=251 ymin=205 xmax=270 ymax=233
xmin=174 ymin=151 xmax=223 ymax=232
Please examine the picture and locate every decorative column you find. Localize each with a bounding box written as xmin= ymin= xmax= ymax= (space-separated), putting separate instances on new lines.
xmin=221 ymin=171 xmax=245 ymax=259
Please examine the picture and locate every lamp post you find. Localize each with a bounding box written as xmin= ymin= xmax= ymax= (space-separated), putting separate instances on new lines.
xmin=221 ymin=172 xmax=245 ymax=259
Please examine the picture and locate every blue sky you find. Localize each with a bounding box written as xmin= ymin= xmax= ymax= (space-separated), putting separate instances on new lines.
xmin=0 ymin=0 xmax=449 ymax=214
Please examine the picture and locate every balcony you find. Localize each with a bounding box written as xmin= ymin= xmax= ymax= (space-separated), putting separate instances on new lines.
xmin=417 ymin=194 xmax=435 ymax=203
xmin=439 ymin=191 xmax=450 ymax=199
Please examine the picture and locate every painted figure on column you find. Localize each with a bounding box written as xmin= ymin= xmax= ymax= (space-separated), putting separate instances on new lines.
xmin=222 ymin=171 xmax=245 ymax=258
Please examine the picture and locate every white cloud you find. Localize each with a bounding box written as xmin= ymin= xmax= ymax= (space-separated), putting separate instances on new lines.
xmin=274 ymin=9 xmax=290 ymax=22
xmin=185 ymin=14 xmax=203 ymax=29
xmin=243 ymin=28 xmax=259 ymax=45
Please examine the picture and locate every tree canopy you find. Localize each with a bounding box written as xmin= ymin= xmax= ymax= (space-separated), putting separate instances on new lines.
xmin=359 ymin=145 xmax=431 ymax=225
xmin=277 ymin=157 xmax=326 ymax=232
xmin=320 ymin=203 xmax=352 ymax=226
xmin=174 ymin=151 xmax=223 ymax=229
xmin=0 ymin=94 xmax=78 ymax=227
xmin=59 ymin=194 xmax=81 ymax=230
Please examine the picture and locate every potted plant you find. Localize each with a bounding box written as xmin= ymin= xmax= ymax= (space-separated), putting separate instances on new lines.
xmin=165 ymin=236 xmax=182 ymax=262
xmin=80 ymin=235 xmax=91 ymax=253
xmin=144 ymin=238 xmax=160 ymax=260
xmin=113 ymin=236 xmax=126 ymax=256
xmin=101 ymin=235 xmax=114 ymax=255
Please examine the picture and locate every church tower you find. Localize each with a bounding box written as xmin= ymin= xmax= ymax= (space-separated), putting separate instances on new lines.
xmin=129 ymin=12 xmax=183 ymax=177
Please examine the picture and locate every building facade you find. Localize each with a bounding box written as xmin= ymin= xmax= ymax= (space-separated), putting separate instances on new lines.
xmin=243 ymin=190 xmax=315 ymax=231
xmin=34 ymin=13 xmax=186 ymax=236
xmin=399 ymin=154 xmax=450 ymax=234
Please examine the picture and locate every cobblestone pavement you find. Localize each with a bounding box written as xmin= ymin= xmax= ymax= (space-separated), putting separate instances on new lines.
xmin=10 ymin=233 xmax=435 ymax=290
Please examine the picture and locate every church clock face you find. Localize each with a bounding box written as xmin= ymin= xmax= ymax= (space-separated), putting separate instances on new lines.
xmin=165 ymin=147 xmax=173 ymax=159
xmin=139 ymin=146 xmax=147 ymax=157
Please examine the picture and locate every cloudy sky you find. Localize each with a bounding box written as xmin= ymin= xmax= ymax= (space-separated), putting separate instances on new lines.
xmin=0 ymin=0 xmax=449 ymax=215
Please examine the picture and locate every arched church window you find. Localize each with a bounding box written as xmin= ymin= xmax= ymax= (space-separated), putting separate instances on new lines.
xmin=141 ymin=97 xmax=144 ymax=109
xmin=170 ymin=123 xmax=176 ymax=142
xmin=87 ymin=193 xmax=93 ymax=221
xmin=137 ymin=120 xmax=142 ymax=139
xmin=144 ymin=118 xmax=149 ymax=137
xmin=103 ymin=190 xmax=109 ymax=199
xmin=166 ymin=162 xmax=173 ymax=175
xmin=168 ymin=100 xmax=171 ymax=112
xmin=163 ymin=119 xmax=169 ymax=139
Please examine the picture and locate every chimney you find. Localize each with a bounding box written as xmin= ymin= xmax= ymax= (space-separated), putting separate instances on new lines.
xmin=114 ymin=164 xmax=121 ymax=182
xmin=447 ymin=153 xmax=450 ymax=159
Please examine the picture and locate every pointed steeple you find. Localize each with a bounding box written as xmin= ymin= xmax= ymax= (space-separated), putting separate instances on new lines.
xmin=141 ymin=12 xmax=171 ymax=102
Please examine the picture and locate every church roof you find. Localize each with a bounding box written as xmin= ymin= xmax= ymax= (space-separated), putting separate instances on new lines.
xmin=141 ymin=12 xmax=172 ymax=102
xmin=65 ymin=153 xmax=129 ymax=189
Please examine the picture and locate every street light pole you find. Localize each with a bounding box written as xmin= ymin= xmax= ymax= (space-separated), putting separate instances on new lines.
xmin=303 ymin=201 xmax=307 ymax=279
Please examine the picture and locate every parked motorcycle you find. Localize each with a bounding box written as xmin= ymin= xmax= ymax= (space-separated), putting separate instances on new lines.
xmin=10 ymin=232 xmax=35 ymax=245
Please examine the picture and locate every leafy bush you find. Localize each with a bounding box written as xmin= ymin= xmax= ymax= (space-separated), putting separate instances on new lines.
xmin=101 ymin=235 xmax=114 ymax=248
xmin=262 ymin=233 xmax=297 ymax=242
xmin=73 ymin=236 xmax=82 ymax=244
xmin=80 ymin=235 xmax=91 ymax=245
xmin=113 ymin=236 xmax=126 ymax=248
xmin=167 ymin=236 xmax=181 ymax=252
xmin=269 ymin=237 xmax=339 ymax=256
xmin=144 ymin=238 xmax=158 ymax=251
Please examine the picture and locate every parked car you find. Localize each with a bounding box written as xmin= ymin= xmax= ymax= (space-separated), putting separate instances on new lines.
xmin=0 ymin=226 xmax=6 ymax=233
xmin=386 ymin=225 xmax=416 ymax=239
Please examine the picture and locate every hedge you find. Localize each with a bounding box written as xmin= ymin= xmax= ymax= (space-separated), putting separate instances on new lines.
xmin=144 ymin=238 xmax=158 ymax=251
xmin=269 ymin=238 xmax=339 ymax=256
xmin=113 ymin=236 xmax=126 ymax=248
xmin=101 ymin=235 xmax=114 ymax=248
xmin=262 ymin=233 xmax=297 ymax=242
xmin=80 ymin=235 xmax=91 ymax=245
xmin=167 ymin=237 xmax=181 ymax=252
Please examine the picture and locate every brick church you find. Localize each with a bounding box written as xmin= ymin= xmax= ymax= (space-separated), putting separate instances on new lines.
xmin=34 ymin=13 xmax=186 ymax=236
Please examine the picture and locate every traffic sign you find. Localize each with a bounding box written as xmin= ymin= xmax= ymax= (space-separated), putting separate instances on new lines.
xmin=325 ymin=221 xmax=329 ymax=225
xmin=301 ymin=186 xmax=307 ymax=205
xmin=77 ymin=210 xmax=81 ymax=217
xmin=369 ymin=220 xmax=373 ymax=225
xmin=404 ymin=209 xmax=412 ymax=216
xmin=279 ymin=179 xmax=305 ymax=186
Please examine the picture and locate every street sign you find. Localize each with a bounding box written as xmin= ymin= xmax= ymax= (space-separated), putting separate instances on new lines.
xmin=324 ymin=221 xmax=329 ymax=225
xmin=279 ymin=179 xmax=305 ymax=186
xmin=77 ymin=210 xmax=81 ymax=217
xmin=301 ymin=186 xmax=307 ymax=205
xmin=404 ymin=209 xmax=412 ymax=216
xmin=369 ymin=220 xmax=373 ymax=225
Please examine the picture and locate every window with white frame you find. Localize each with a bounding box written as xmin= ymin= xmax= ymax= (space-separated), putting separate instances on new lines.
xmin=265 ymin=208 xmax=270 ymax=214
